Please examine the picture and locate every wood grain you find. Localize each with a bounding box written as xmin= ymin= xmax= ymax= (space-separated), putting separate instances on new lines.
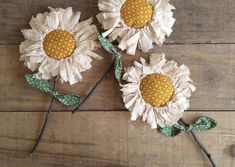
xmin=0 ymin=111 xmax=234 ymax=167
xmin=1 ymin=0 xmax=235 ymax=44
xmin=0 ymin=44 xmax=234 ymax=111
xmin=0 ymin=0 xmax=234 ymax=166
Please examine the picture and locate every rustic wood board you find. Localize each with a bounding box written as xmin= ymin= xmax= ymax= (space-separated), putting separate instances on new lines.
xmin=0 ymin=44 xmax=234 ymax=111
xmin=0 ymin=0 xmax=235 ymax=166
xmin=0 ymin=111 xmax=234 ymax=167
xmin=1 ymin=0 xmax=235 ymax=44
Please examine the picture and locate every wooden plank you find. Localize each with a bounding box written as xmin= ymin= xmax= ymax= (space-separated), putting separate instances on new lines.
xmin=0 ymin=111 xmax=234 ymax=167
xmin=0 ymin=44 xmax=234 ymax=111
xmin=0 ymin=0 xmax=235 ymax=44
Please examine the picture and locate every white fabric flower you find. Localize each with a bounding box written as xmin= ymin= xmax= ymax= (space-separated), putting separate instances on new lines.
xmin=97 ymin=0 xmax=175 ymax=55
xmin=121 ymin=53 xmax=196 ymax=128
xmin=20 ymin=7 xmax=103 ymax=85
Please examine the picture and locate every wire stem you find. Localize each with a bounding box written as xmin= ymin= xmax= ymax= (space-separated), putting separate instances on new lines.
xmin=72 ymin=60 xmax=115 ymax=113
xmin=30 ymin=78 xmax=57 ymax=156
xmin=180 ymin=118 xmax=216 ymax=167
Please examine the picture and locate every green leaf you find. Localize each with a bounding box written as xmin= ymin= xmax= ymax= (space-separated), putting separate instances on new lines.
xmin=160 ymin=124 xmax=185 ymax=137
xmin=97 ymin=33 xmax=116 ymax=53
xmin=25 ymin=74 xmax=51 ymax=93
xmin=52 ymin=92 xmax=81 ymax=106
xmin=191 ymin=116 xmax=217 ymax=132
xmin=25 ymin=74 xmax=81 ymax=106
xmin=160 ymin=116 xmax=217 ymax=137
xmin=114 ymin=53 xmax=122 ymax=82
xmin=97 ymin=33 xmax=123 ymax=82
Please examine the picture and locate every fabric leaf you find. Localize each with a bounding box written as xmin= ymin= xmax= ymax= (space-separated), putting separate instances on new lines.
xmin=114 ymin=52 xmax=123 ymax=82
xmin=160 ymin=124 xmax=185 ymax=137
xmin=97 ymin=33 xmax=123 ymax=82
xmin=25 ymin=74 xmax=81 ymax=106
xmin=25 ymin=74 xmax=51 ymax=93
xmin=190 ymin=116 xmax=217 ymax=132
xmin=52 ymin=92 xmax=81 ymax=106
xmin=160 ymin=116 xmax=217 ymax=137
xmin=97 ymin=33 xmax=116 ymax=53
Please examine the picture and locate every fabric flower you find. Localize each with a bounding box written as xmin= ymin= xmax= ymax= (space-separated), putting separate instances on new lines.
xmin=20 ymin=7 xmax=103 ymax=85
xmin=121 ymin=53 xmax=196 ymax=128
xmin=97 ymin=0 xmax=175 ymax=55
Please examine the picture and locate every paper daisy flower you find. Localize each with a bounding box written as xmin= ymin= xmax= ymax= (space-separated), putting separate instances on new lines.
xmin=121 ymin=53 xmax=196 ymax=128
xmin=97 ymin=0 xmax=175 ymax=55
xmin=20 ymin=7 xmax=102 ymax=85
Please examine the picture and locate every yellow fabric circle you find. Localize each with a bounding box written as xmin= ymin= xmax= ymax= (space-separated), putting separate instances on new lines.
xmin=120 ymin=0 xmax=153 ymax=29
xmin=140 ymin=73 xmax=174 ymax=107
xmin=43 ymin=29 xmax=76 ymax=60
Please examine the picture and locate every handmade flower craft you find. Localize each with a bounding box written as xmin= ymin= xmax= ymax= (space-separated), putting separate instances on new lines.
xmin=121 ymin=53 xmax=196 ymax=128
xmin=97 ymin=0 xmax=175 ymax=55
xmin=19 ymin=7 xmax=106 ymax=155
xmin=20 ymin=7 xmax=102 ymax=85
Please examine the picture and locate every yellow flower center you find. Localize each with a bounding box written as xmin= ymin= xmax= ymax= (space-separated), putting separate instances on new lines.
xmin=43 ymin=29 xmax=76 ymax=60
xmin=120 ymin=0 xmax=153 ymax=29
xmin=140 ymin=73 xmax=174 ymax=107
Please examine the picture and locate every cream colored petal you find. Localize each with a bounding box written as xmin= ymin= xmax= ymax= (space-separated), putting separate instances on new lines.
xmin=19 ymin=40 xmax=42 ymax=54
xmin=59 ymin=62 xmax=68 ymax=82
xmin=61 ymin=7 xmax=73 ymax=28
xmin=84 ymin=50 xmax=103 ymax=60
xmin=149 ymin=53 xmax=167 ymax=70
xmin=29 ymin=56 xmax=45 ymax=64
xmin=147 ymin=108 xmax=157 ymax=129
xmin=126 ymin=31 xmax=142 ymax=55
xmin=29 ymin=12 xmax=49 ymax=33
xmin=138 ymin=29 xmax=153 ymax=53
xmin=121 ymin=83 xmax=139 ymax=96
xmin=123 ymin=94 xmax=138 ymax=109
xmin=21 ymin=29 xmax=43 ymax=41
xmin=109 ymin=27 xmax=127 ymax=41
xmin=75 ymin=25 xmax=97 ymax=42
xmin=65 ymin=61 xmax=81 ymax=85
xmin=73 ymin=54 xmax=92 ymax=72
xmin=130 ymin=98 xmax=143 ymax=121
xmin=72 ymin=18 xmax=93 ymax=34
xmin=66 ymin=11 xmax=81 ymax=31
xmin=122 ymin=67 xmax=141 ymax=83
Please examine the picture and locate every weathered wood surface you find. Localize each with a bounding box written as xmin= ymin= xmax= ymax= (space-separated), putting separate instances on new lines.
xmin=1 ymin=0 xmax=235 ymax=44
xmin=0 ymin=44 xmax=234 ymax=111
xmin=0 ymin=111 xmax=234 ymax=167
xmin=0 ymin=0 xmax=235 ymax=166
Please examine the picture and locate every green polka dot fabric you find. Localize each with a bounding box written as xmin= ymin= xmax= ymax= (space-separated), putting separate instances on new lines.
xmin=160 ymin=116 xmax=217 ymax=137
xmin=25 ymin=74 xmax=81 ymax=106
xmin=97 ymin=33 xmax=123 ymax=82
xmin=160 ymin=124 xmax=185 ymax=137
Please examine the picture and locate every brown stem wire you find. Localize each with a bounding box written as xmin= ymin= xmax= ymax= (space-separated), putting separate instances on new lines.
xmin=179 ymin=118 xmax=216 ymax=167
xmin=30 ymin=78 xmax=57 ymax=156
xmin=72 ymin=60 xmax=115 ymax=113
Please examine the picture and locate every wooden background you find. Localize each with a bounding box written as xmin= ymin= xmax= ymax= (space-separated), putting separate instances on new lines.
xmin=0 ymin=0 xmax=234 ymax=166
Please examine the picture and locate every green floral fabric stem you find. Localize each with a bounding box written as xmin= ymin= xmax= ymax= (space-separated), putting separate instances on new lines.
xmin=25 ymin=74 xmax=81 ymax=106
xmin=97 ymin=33 xmax=123 ymax=82
xmin=160 ymin=116 xmax=217 ymax=137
